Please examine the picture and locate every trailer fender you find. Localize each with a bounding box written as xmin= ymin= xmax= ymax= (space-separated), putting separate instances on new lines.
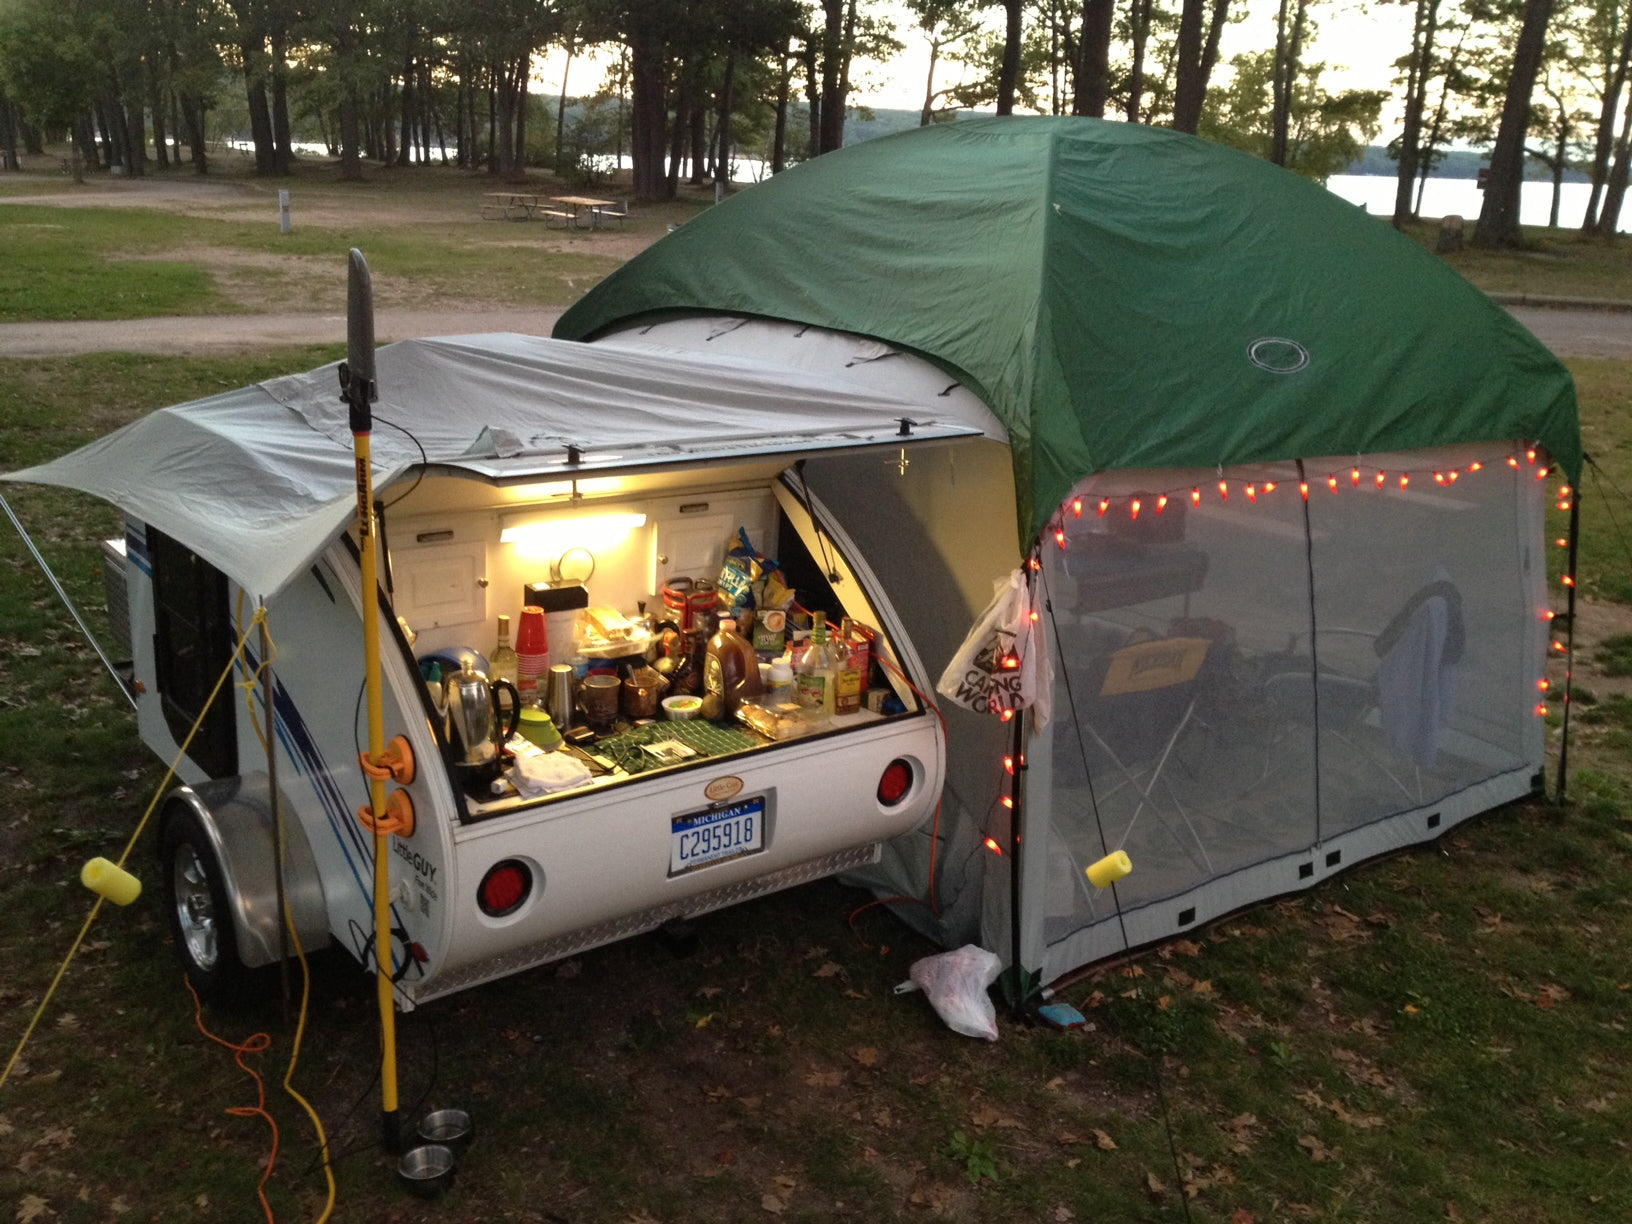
xmin=158 ymin=776 xmax=331 ymax=968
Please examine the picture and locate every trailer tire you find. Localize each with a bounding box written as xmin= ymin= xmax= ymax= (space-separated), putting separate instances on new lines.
xmin=160 ymin=808 xmax=255 ymax=1005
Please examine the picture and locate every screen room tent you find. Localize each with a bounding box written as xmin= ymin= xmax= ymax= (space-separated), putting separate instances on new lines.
xmin=555 ymin=116 xmax=1581 ymax=992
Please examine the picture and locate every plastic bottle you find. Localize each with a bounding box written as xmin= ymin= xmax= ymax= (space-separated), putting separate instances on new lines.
xmin=766 ymin=657 xmax=794 ymax=703
xmin=706 ymin=618 xmax=764 ymax=716
xmin=491 ymin=614 xmax=519 ymax=687
xmin=794 ymin=611 xmax=838 ymax=717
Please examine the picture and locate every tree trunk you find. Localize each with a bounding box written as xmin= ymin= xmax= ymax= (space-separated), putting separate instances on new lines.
xmin=1126 ymin=0 xmax=1152 ymax=122
xmin=819 ymin=0 xmax=848 ymax=152
xmin=773 ymin=41 xmax=794 ymax=170
xmin=1597 ymin=93 xmax=1632 ymax=234
xmin=1583 ymin=17 xmax=1632 ymax=231
xmin=1075 ymin=0 xmax=1114 ymax=116
xmin=240 ymin=41 xmax=276 ymax=174
xmin=1271 ymin=0 xmax=1310 ymax=167
xmin=556 ymin=41 xmax=574 ymax=169
xmin=629 ymin=27 xmax=669 ymax=200
xmin=513 ymin=56 xmax=529 ymax=173
xmin=0 ymin=92 xmax=19 ymax=172
xmin=398 ymin=27 xmax=416 ymax=167
xmin=716 ymin=53 xmax=736 ymax=188
xmin=921 ymin=38 xmax=942 ymax=125
xmin=997 ymin=0 xmax=1022 ymax=114
xmin=269 ymin=30 xmax=293 ymax=173
xmin=1172 ymin=0 xmax=1207 ymax=132
xmin=1393 ymin=0 xmax=1439 ymax=227
xmin=1473 ymin=0 xmax=1555 ymax=247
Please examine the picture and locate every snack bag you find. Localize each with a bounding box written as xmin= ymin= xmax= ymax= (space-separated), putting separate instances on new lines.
xmin=718 ymin=528 xmax=776 ymax=618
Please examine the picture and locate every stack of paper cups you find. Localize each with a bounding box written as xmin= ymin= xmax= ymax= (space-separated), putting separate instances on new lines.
xmin=515 ymin=606 xmax=549 ymax=706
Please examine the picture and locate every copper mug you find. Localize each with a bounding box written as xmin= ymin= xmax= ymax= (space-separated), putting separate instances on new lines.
xmin=622 ymin=667 xmax=668 ymax=719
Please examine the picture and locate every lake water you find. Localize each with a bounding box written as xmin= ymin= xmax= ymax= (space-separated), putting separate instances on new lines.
xmin=1325 ymin=173 xmax=1624 ymax=233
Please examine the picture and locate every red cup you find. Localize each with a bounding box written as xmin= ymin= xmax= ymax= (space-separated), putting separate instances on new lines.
xmin=515 ymin=606 xmax=548 ymax=705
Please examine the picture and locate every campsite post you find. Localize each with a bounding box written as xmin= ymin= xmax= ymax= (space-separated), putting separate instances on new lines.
xmin=340 ymin=248 xmax=402 ymax=1152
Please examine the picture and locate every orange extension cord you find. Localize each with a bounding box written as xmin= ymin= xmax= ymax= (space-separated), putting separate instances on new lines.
xmin=185 ymin=979 xmax=279 ymax=1224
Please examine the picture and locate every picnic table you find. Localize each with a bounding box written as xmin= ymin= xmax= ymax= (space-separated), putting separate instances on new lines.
xmin=547 ymin=195 xmax=625 ymax=230
xmin=482 ymin=191 xmax=540 ymax=221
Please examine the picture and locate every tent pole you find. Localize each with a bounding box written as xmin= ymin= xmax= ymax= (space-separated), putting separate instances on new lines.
xmin=1007 ymin=708 xmax=1026 ymax=1017
xmin=1556 ymin=488 xmax=1581 ymax=804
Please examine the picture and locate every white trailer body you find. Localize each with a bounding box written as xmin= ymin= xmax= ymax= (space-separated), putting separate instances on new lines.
xmin=43 ymin=327 xmax=1007 ymax=1007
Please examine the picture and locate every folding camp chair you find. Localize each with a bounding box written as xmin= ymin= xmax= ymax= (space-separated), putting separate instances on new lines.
xmin=1260 ymin=579 xmax=1464 ymax=799
xmin=1077 ymin=635 xmax=1216 ymax=874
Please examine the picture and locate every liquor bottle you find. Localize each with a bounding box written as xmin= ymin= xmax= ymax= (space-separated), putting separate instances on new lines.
xmin=491 ymin=614 xmax=519 ymax=686
xmin=794 ymin=611 xmax=837 ymax=717
xmin=834 ymin=618 xmax=863 ymax=716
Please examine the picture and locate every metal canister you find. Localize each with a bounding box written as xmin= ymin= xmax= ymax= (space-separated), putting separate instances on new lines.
xmin=547 ymin=663 xmax=576 ymax=728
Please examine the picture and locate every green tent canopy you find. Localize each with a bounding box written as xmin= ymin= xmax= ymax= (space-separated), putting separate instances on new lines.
xmin=555 ymin=116 xmax=1580 ymax=551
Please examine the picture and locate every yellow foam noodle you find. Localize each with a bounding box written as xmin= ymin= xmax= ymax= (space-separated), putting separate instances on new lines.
xmin=1085 ymin=850 xmax=1132 ymax=889
xmin=82 ymin=857 xmax=142 ymax=906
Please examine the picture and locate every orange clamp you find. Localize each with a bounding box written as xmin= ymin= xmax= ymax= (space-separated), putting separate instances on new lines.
xmin=359 ymin=734 xmax=417 ymax=785
xmin=357 ymin=788 xmax=416 ymax=838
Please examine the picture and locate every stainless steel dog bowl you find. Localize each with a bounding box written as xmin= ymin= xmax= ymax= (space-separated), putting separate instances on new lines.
xmin=417 ymin=1107 xmax=474 ymax=1153
xmin=398 ymin=1143 xmax=455 ymax=1198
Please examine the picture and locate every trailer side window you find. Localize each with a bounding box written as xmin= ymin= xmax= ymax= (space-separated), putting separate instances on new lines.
xmin=148 ymin=527 xmax=238 ymax=778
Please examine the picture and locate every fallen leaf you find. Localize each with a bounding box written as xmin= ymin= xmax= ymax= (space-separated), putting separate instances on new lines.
xmin=1093 ymin=1128 xmax=1118 ymax=1150
xmin=849 ymin=1047 xmax=880 ymax=1067
xmin=1297 ymin=1134 xmax=1337 ymax=1162
xmin=704 ymin=1085 xmax=732 ymax=1100
xmin=812 ymin=962 xmax=844 ymax=979
xmin=1053 ymin=1206 xmax=1075 ymax=1221
xmin=804 ymin=1070 xmax=843 ymax=1088
xmin=1191 ymin=979 xmax=1215 ymax=995
xmin=1231 ymin=1210 xmax=1257 ymax=1224
xmin=697 ymin=985 xmax=724 ymax=999
xmin=1145 ymin=1171 xmax=1168 ymax=1201
xmin=773 ymin=1175 xmax=797 ymax=1192
xmin=761 ymin=1194 xmax=786 ymax=1214
xmin=693 ymin=1013 xmax=716 ymax=1029
xmin=15 ymin=1195 xmax=53 ymax=1223
xmin=35 ymin=1127 xmax=73 ymax=1151
xmin=715 ymin=1151 xmax=736 ymax=1165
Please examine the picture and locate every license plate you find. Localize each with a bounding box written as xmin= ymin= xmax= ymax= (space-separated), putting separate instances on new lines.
xmin=670 ymin=795 xmax=765 ymax=875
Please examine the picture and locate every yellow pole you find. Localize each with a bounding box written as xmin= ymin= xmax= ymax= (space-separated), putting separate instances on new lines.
xmin=353 ymin=433 xmax=401 ymax=1150
xmin=342 ymin=248 xmax=400 ymax=1152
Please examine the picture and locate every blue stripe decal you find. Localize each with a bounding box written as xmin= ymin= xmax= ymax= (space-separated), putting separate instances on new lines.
xmin=246 ymin=644 xmax=409 ymax=972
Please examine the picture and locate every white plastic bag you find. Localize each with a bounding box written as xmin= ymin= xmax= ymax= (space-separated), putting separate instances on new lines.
xmin=935 ymin=568 xmax=1051 ymax=730
xmin=896 ymin=944 xmax=1003 ymax=1041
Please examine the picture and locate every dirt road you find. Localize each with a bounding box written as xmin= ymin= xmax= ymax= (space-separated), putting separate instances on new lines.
xmin=0 ymin=308 xmax=568 ymax=356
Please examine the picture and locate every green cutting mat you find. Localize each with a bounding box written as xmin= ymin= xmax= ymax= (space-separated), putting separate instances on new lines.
xmin=597 ymin=719 xmax=761 ymax=774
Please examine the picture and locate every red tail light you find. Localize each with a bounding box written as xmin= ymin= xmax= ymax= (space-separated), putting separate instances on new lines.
xmin=478 ymin=859 xmax=532 ymax=917
xmin=877 ymin=759 xmax=913 ymax=806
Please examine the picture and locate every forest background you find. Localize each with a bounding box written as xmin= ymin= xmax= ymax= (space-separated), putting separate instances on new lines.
xmin=2 ymin=0 xmax=1632 ymax=249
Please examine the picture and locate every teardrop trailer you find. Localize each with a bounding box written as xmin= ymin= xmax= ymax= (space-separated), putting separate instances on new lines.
xmin=3 ymin=117 xmax=1583 ymax=1112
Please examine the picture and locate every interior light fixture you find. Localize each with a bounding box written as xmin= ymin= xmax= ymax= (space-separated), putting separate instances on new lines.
xmin=499 ymin=510 xmax=648 ymax=550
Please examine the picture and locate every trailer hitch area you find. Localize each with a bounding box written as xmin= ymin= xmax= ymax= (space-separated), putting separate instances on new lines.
xmin=360 ymin=735 xmax=417 ymax=785
xmin=357 ymin=788 xmax=416 ymax=838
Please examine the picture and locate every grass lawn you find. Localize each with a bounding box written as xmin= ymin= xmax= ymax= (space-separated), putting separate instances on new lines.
xmin=1 ymin=166 xmax=1630 ymax=1222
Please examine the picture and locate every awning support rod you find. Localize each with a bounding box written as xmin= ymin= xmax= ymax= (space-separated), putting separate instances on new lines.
xmin=0 ymin=491 xmax=136 ymax=712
